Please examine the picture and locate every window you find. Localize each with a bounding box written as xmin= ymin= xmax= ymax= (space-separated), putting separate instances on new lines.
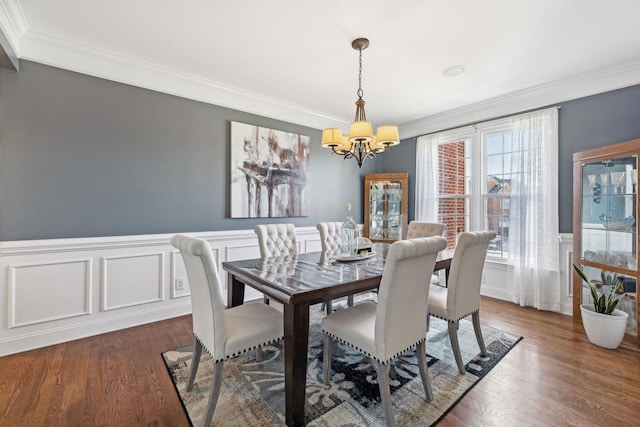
xmin=417 ymin=108 xmax=560 ymax=309
xmin=481 ymin=123 xmax=516 ymax=259
xmin=416 ymin=108 xmax=558 ymax=262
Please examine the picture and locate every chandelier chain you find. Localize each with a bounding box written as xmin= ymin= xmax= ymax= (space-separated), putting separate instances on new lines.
xmin=357 ymin=47 xmax=364 ymax=99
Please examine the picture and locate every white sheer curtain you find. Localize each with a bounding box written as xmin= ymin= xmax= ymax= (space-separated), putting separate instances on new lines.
xmin=415 ymin=134 xmax=439 ymax=222
xmin=507 ymin=107 xmax=560 ymax=311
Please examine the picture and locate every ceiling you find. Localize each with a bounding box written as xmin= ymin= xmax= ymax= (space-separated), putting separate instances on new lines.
xmin=1 ymin=0 xmax=640 ymax=137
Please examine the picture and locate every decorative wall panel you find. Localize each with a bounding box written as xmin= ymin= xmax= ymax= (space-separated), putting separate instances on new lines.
xmin=9 ymin=258 xmax=92 ymax=328
xmin=101 ymin=253 xmax=164 ymax=311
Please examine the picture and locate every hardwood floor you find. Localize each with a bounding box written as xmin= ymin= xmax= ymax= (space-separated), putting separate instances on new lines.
xmin=441 ymin=298 xmax=639 ymax=427
xmin=1 ymin=297 xmax=638 ymax=426
xmin=0 ymin=316 xmax=194 ymax=426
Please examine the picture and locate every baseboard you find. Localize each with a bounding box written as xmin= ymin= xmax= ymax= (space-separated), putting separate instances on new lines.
xmin=0 ymin=301 xmax=192 ymax=357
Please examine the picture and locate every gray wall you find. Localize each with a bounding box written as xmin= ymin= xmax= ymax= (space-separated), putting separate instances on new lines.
xmin=0 ymin=61 xmax=376 ymax=241
xmin=3 ymin=60 xmax=638 ymax=240
xmin=382 ymin=84 xmax=640 ymax=233
xmin=557 ymin=85 xmax=640 ymax=232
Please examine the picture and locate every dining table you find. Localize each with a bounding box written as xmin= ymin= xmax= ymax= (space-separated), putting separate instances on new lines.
xmin=222 ymin=243 xmax=453 ymax=427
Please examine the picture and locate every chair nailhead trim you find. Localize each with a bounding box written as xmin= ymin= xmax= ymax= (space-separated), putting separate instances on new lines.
xmin=194 ymin=334 xmax=284 ymax=364
xmin=323 ymin=331 xmax=425 ymax=365
xmin=429 ymin=309 xmax=478 ymax=323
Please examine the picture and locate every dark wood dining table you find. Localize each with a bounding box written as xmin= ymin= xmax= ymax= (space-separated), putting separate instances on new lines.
xmin=222 ymin=243 xmax=453 ymax=427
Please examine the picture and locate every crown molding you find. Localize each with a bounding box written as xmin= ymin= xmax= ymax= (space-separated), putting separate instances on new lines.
xmin=16 ymin=29 xmax=349 ymax=131
xmin=399 ymin=59 xmax=640 ymax=139
xmin=0 ymin=0 xmax=26 ymax=59
xmin=2 ymin=13 xmax=639 ymax=135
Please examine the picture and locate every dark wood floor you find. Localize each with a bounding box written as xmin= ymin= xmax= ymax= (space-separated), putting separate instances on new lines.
xmin=1 ymin=297 xmax=639 ymax=426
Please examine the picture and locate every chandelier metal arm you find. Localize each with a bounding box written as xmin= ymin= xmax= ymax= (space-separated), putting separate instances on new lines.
xmin=332 ymin=140 xmax=380 ymax=167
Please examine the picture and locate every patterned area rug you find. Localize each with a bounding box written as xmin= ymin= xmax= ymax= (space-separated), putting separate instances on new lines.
xmin=162 ymin=301 xmax=521 ymax=426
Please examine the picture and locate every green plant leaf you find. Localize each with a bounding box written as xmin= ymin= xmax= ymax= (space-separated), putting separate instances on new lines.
xmin=573 ymin=264 xmax=627 ymax=315
xmin=573 ymin=264 xmax=590 ymax=284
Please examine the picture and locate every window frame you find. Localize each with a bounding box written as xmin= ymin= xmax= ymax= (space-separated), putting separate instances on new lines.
xmin=434 ymin=119 xmax=517 ymax=261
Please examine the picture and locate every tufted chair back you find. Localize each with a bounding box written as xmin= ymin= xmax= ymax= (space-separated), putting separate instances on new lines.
xmin=316 ymin=222 xmax=343 ymax=251
xmin=406 ymin=221 xmax=446 ymax=239
xmin=254 ymin=223 xmax=299 ymax=258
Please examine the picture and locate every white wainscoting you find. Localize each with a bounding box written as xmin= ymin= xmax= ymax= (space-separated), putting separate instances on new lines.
xmin=558 ymin=233 xmax=575 ymax=315
xmin=0 ymin=227 xmax=322 ymax=356
xmin=0 ymin=228 xmax=571 ymax=356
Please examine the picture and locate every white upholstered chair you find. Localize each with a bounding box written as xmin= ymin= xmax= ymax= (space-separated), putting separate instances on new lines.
xmin=254 ymin=223 xmax=298 ymax=305
xmin=427 ymin=230 xmax=496 ymax=375
xmin=316 ymin=221 xmax=343 ymax=252
xmin=322 ymin=236 xmax=447 ymax=427
xmin=171 ymin=234 xmax=284 ymax=426
xmin=316 ymin=221 xmax=353 ymax=313
xmin=254 ymin=223 xmax=298 ymax=258
xmin=406 ymin=221 xmax=446 ymax=285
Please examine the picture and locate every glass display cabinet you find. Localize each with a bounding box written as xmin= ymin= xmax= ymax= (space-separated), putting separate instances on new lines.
xmin=573 ymin=138 xmax=640 ymax=345
xmin=364 ymin=173 xmax=408 ymax=243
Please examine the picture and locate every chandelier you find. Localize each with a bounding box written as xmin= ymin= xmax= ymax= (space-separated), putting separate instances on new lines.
xmin=321 ymin=38 xmax=400 ymax=168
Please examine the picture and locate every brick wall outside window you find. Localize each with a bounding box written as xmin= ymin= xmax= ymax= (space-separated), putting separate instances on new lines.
xmin=438 ymin=141 xmax=467 ymax=249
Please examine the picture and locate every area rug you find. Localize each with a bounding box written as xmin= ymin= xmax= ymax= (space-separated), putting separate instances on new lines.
xmin=163 ymin=302 xmax=521 ymax=426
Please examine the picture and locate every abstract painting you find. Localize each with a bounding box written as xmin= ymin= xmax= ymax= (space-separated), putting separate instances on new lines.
xmin=230 ymin=121 xmax=310 ymax=218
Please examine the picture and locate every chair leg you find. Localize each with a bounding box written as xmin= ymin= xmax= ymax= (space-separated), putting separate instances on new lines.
xmin=374 ymin=362 xmax=396 ymax=427
xmin=347 ymin=294 xmax=354 ymax=306
xmin=472 ymin=311 xmax=487 ymax=356
xmin=255 ymin=346 xmax=263 ymax=362
xmin=323 ymin=334 xmax=333 ymax=384
xmin=416 ymin=341 xmax=433 ymax=401
xmin=448 ymin=320 xmax=465 ymax=375
xmin=325 ymin=300 xmax=333 ymax=315
xmin=426 ymin=314 xmax=430 ymax=332
xmin=203 ymin=361 xmax=224 ymax=427
xmin=320 ymin=302 xmax=326 ymax=312
xmin=187 ymin=339 xmax=203 ymax=391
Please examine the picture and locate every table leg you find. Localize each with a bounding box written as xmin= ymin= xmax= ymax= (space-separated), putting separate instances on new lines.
xmin=227 ymin=273 xmax=245 ymax=308
xmin=284 ymin=301 xmax=310 ymax=427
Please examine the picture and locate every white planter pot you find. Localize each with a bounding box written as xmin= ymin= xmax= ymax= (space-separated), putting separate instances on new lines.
xmin=580 ymin=304 xmax=629 ymax=349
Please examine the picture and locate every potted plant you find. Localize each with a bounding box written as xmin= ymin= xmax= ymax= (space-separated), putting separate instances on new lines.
xmin=573 ymin=265 xmax=629 ymax=349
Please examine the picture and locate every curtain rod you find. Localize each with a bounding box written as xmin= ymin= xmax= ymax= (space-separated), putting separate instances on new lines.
xmin=415 ymin=105 xmax=562 ymax=139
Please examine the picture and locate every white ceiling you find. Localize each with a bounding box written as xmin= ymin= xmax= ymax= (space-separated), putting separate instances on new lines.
xmin=1 ymin=0 xmax=640 ymax=137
